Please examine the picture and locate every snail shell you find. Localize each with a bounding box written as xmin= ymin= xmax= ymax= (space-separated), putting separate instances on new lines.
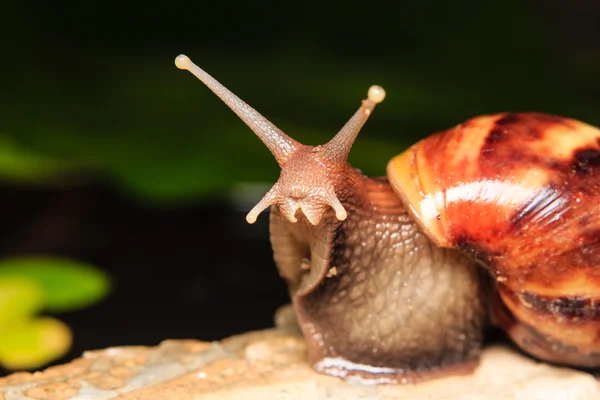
xmin=388 ymin=112 xmax=600 ymax=367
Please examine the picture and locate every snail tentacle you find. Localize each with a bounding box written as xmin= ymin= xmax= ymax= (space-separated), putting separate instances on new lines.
xmin=175 ymin=54 xmax=298 ymax=166
xmin=323 ymin=85 xmax=386 ymax=164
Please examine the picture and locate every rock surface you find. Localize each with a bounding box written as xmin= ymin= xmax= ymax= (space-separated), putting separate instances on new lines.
xmin=0 ymin=326 xmax=598 ymax=400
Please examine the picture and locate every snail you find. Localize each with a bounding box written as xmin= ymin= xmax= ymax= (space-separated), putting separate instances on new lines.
xmin=175 ymin=54 xmax=600 ymax=384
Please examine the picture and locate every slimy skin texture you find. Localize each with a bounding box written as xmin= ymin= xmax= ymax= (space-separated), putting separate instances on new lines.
xmin=270 ymin=168 xmax=486 ymax=383
xmin=176 ymin=54 xmax=600 ymax=383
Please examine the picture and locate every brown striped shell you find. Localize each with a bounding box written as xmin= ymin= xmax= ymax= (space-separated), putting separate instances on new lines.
xmin=387 ymin=112 xmax=600 ymax=367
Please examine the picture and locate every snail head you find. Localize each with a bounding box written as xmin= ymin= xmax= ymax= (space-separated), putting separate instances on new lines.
xmin=175 ymin=54 xmax=385 ymax=226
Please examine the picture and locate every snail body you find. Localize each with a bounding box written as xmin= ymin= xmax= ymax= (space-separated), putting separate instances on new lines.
xmin=176 ymin=54 xmax=600 ymax=384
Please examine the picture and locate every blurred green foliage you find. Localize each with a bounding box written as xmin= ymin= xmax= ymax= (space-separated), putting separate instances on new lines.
xmin=0 ymin=258 xmax=110 ymax=370
xmin=2 ymin=1 xmax=600 ymax=203
xmin=0 ymin=135 xmax=79 ymax=184
xmin=0 ymin=258 xmax=110 ymax=313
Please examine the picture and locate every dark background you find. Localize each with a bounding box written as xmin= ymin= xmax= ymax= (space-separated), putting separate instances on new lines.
xmin=1 ymin=0 xmax=600 ymax=375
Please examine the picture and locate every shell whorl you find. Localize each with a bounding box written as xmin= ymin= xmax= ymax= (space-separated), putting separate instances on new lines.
xmin=387 ymin=112 xmax=600 ymax=367
xmin=388 ymin=112 xmax=600 ymax=293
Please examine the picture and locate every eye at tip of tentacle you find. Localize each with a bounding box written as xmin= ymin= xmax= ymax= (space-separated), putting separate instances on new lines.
xmin=368 ymin=85 xmax=386 ymax=104
xmin=174 ymin=54 xmax=191 ymax=70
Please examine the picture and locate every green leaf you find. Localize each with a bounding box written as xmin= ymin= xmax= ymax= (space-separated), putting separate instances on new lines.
xmin=0 ymin=317 xmax=72 ymax=370
xmin=0 ymin=257 xmax=111 ymax=312
xmin=0 ymin=135 xmax=80 ymax=184
xmin=0 ymin=277 xmax=44 ymax=322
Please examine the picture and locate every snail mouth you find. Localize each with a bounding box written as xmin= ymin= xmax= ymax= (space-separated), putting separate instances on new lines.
xmin=279 ymin=199 xmax=328 ymax=226
xmin=246 ymin=181 xmax=348 ymax=225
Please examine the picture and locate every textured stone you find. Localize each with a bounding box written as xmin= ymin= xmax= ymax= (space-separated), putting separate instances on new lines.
xmin=0 ymin=326 xmax=598 ymax=400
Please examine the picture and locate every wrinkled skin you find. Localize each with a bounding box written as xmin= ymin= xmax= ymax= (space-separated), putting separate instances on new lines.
xmin=269 ymin=167 xmax=487 ymax=384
